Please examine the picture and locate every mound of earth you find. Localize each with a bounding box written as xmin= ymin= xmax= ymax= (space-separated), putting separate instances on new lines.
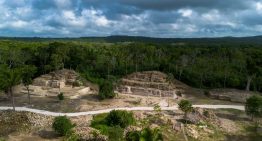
xmin=116 ymin=71 xmax=185 ymax=98
xmin=15 ymin=69 xmax=97 ymax=99
xmin=207 ymin=89 xmax=257 ymax=103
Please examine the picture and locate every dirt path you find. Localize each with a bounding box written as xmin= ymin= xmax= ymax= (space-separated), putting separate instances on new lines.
xmin=0 ymin=105 xmax=244 ymax=117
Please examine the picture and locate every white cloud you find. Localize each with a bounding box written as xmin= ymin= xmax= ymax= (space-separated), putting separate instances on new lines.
xmin=82 ymin=9 xmax=111 ymax=27
xmin=0 ymin=0 xmax=261 ymax=37
xmin=202 ymin=10 xmax=220 ymax=21
xmin=256 ymin=2 xmax=262 ymax=11
xmin=11 ymin=20 xmax=28 ymax=28
xmin=178 ymin=9 xmax=193 ymax=17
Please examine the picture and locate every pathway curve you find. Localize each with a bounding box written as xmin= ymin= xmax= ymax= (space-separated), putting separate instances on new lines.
xmin=0 ymin=105 xmax=244 ymax=117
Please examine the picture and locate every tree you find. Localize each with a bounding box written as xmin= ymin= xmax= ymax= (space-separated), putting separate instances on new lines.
xmin=245 ymin=51 xmax=262 ymax=91
xmin=52 ymin=116 xmax=75 ymax=136
xmin=245 ymin=95 xmax=262 ymax=121
xmin=50 ymin=54 xmax=63 ymax=71
xmin=21 ymin=65 xmax=36 ymax=104
xmin=177 ymin=55 xmax=189 ymax=80
xmin=98 ymin=80 xmax=116 ymax=99
xmin=178 ymin=99 xmax=193 ymax=119
xmin=0 ymin=66 xmax=22 ymax=110
xmin=105 ymin=110 xmax=135 ymax=128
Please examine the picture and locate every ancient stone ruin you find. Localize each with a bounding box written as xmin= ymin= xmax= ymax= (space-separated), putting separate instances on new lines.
xmin=117 ymin=71 xmax=182 ymax=98
xmin=207 ymin=89 xmax=255 ymax=103
xmin=18 ymin=69 xmax=95 ymax=99
xmin=33 ymin=69 xmax=81 ymax=88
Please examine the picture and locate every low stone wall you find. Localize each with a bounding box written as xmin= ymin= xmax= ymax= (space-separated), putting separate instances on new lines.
xmin=118 ymin=85 xmax=175 ymax=97
xmin=121 ymin=79 xmax=170 ymax=90
xmin=125 ymin=71 xmax=167 ymax=83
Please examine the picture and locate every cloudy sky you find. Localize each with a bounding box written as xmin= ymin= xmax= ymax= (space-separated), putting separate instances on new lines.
xmin=0 ymin=0 xmax=261 ymax=37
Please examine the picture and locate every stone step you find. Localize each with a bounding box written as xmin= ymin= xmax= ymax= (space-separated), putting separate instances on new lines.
xmin=117 ymin=85 xmax=178 ymax=97
xmin=121 ymin=79 xmax=171 ymax=90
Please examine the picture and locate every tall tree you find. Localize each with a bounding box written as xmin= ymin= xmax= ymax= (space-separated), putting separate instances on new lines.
xmin=0 ymin=66 xmax=22 ymax=110
xmin=22 ymin=65 xmax=37 ymax=104
xmin=245 ymin=53 xmax=262 ymax=91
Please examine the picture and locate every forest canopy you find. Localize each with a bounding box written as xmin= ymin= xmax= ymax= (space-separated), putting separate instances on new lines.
xmin=0 ymin=37 xmax=261 ymax=93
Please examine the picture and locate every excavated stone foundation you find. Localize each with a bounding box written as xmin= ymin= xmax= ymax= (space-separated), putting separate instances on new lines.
xmin=117 ymin=71 xmax=182 ymax=98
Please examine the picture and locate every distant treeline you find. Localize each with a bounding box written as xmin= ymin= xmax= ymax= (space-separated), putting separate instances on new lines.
xmin=0 ymin=39 xmax=261 ymax=92
xmin=1 ymin=35 xmax=262 ymax=45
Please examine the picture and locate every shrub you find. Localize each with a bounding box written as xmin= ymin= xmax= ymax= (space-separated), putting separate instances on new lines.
xmin=65 ymin=130 xmax=79 ymax=141
xmin=90 ymin=111 xmax=135 ymax=140
xmin=52 ymin=116 xmax=74 ymax=136
xmin=57 ymin=92 xmax=64 ymax=101
xmin=125 ymin=127 xmax=163 ymax=141
xmin=126 ymin=130 xmax=140 ymax=141
xmin=72 ymin=80 xmax=81 ymax=87
xmin=178 ymin=99 xmax=193 ymax=119
xmin=105 ymin=110 xmax=135 ymax=128
xmin=203 ymin=110 xmax=210 ymax=117
xmin=204 ymin=90 xmax=210 ymax=97
xmin=98 ymin=81 xmax=116 ymax=99
xmin=176 ymin=91 xmax=182 ymax=97
xmin=108 ymin=126 xmax=124 ymax=141
xmin=91 ymin=113 xmax=108 ymax=128
xmin=245 ymin=95 xmax=262 ymax=121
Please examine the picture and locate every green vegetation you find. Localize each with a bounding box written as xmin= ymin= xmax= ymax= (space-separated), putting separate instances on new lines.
xmin=178 ymin=99 xmax=193 ymax=119
xmin=0 ymin=66 xmax=23 ymax=110
xmin=105 ymin=110 xmax=135 ymax=128
xmin=125 ymin=127 xmax=163 ymax=141
xmin=57 ymin=92 xmax=64 ymax=101
xmin=0 ymin=38 xmax=261 ymax=113
xmin=64 ymin=130 xmax=79 ymax=141
xmin=245 ymin=95 xmax=262 ymax=121
xmin=52 ymin=116 xmax=74 ymax=136
xmin=98 ymin=80 xmax=116 ymax=99
xmin=91 ymin=110 xmax=135 ymax=140
xmin=21 ymin=65 xmax=37 ymax=104
xmin=0 ymin=39 xmax=261 ymax=105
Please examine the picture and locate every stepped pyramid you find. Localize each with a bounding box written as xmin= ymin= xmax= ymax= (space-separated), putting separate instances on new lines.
xmin=33 ymin=69 xmax=80 ymax=88
xmin=117 ymin=71 xmax=184 ymax=98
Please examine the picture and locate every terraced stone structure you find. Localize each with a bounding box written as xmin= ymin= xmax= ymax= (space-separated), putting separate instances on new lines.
xmin=18 ymin=69 xmax=94 ymax=99
xmin=117 ymin=71 xmax=180 ymax=97
xmin=33 ymin=69 xmax=81 ymax=88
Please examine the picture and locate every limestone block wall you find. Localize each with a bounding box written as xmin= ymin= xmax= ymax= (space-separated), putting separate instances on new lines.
xmin=32 ymin=69 xmax=80 ymax=88
xmin=116 ymin=71 xmax=179 ymax=98
xmin=117 ymin=85 xmax=176 ymax=97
